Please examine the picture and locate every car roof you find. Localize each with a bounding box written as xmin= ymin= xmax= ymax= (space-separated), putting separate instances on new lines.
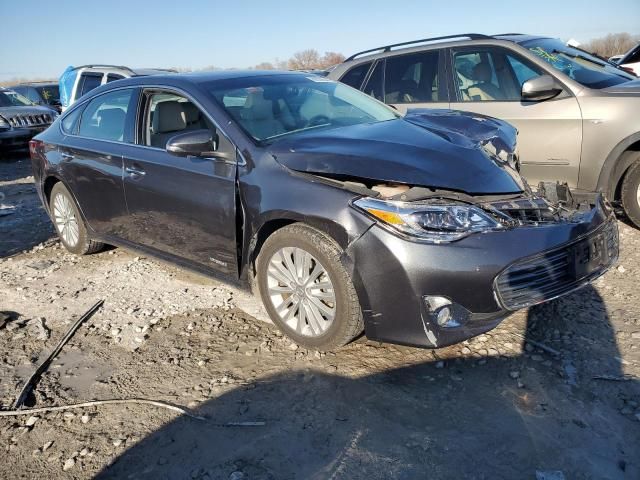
xmin=72 ymin=70 xmax=320 ymax=100
xmin=10 ymin=82 xmax=58 ymax=87
xmin=342 ymin=33 xmax=550 ymax=62
xmin=108 ymin=69 xmax=308 ymax=86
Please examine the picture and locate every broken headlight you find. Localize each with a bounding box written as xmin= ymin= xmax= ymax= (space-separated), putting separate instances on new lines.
xmin=354 ymin=197 xmax=504 ymax=243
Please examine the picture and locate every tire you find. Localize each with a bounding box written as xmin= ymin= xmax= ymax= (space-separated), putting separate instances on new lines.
xmin=621 ymin=155 xmax=640 ymax=228
xmin=49 ymin=182 xmax=103 ymax=255
xmin=256 ymin=223 xmax=364 ymax=350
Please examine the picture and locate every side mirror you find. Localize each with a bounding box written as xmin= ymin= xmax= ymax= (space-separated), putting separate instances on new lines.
xmin=166 ymin=129 xmax=232 ymax=160
xmin=521 ymin=75 xmax=563 ymax=102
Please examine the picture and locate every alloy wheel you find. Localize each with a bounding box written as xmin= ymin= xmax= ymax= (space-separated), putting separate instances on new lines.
xmin=53 ymin=193 xmax=80 ymax=247
xmin=266 ymin=247 xmax=336 ymax=337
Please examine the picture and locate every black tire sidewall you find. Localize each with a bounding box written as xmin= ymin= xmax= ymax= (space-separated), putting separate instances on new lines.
xmin=622 ymin=160 xmax=640 ymax=228
xmin=256 ymin=225 xmax=358 ymax=350
xmin=49 ymin=183 xmax=91 ymax=255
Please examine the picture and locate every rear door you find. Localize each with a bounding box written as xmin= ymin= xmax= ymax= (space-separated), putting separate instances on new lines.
xmin=120 ymin=88 xmax=239 ymax=275
xmin=447 ymin=45 xmax=583 ymax=187
xmin=58 ymin=88 xmax=136 ymax=236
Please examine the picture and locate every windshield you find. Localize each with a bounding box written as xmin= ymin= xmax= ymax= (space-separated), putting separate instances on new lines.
xmin=204 ymin=75 xmax=398 ymax=143
xmin=522 ymin=38 xmax=635 ymax=89
xmin=0 ymin=90 xmax=35 ymax=107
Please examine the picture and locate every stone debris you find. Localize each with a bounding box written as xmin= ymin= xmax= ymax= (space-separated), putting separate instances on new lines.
xmin=27 ymin=317 xmax=50 ymax=341
xmin=25 ymin=416 xmax=39 ymax=427
xmin=62 ymin=457 xmax=75 ymax=471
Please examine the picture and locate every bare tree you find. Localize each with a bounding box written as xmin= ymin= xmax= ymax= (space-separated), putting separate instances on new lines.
xmin=319 ymin=52 xmax=345 ymax=68
xmin=583 ymin=32 xmax=640 ymax=58
xmin=253 ymin=62 xmax=275 ymax=70
xmin=287 ymin=49 xmax=322 ymax=70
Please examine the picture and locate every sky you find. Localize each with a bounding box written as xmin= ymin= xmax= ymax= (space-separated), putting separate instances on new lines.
xmin=1 ymin=0 xmax=639 ymax=81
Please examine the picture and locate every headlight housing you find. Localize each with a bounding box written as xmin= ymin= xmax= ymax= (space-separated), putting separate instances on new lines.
xmin=353 ymin=197 xmax=504 ymax=243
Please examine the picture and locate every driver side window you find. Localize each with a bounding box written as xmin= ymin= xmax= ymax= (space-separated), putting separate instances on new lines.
xmin=142 ymin=91 xmax=213 ymax=148
xmin=453 ymin=48 xmax=543 ymax=102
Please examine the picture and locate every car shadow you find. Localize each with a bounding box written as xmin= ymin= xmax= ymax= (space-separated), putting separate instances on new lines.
xmin=95 ymin=284 xmax=639 ymax=480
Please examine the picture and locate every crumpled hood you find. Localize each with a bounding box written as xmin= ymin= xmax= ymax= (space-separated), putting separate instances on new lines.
xmin=269 ymin=110 xmax=525 ymax=195
xmin=603 ymin=79 xmax=640 ymax=94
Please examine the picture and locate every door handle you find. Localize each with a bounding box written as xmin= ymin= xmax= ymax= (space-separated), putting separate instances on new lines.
xmin=125 ymin=166 xmax=146 ymax=177
xmin=61 ymin=152 xmax=74 ymax=161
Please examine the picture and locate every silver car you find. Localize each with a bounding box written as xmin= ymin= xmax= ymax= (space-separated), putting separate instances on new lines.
xmin=328 ymin=34 xmax=640 ymax=227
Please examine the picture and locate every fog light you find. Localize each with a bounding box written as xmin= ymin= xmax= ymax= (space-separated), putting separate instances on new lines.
xmin=423 ymin=295 xmax=470 ymax=329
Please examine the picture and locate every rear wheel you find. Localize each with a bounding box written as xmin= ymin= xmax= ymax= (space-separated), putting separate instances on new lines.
xmin=256 ymin=223 xmax=363 ymax=350
xmin=621 ymin=155 xmax=640 ymax=228
xmin=49 ymin=182 xmax=103 ymax=255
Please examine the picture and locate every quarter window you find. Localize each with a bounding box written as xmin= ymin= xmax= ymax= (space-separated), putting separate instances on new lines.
xmin=340 ymin=62 xmax=372 ymax=89
xmin=78 ymin=89 xmax=133 ymax=142
xmin=61 ymin=106 xmax=84 ymax=134
xmin=384 ymin=51 xmax=441 ymax=103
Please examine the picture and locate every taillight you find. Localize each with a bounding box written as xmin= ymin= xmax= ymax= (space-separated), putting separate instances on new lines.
xmin=29 ymin=139 xmax=45 ymax=160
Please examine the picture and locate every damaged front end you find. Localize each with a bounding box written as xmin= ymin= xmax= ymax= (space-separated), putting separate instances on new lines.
xmin=344 ymin=181 xmax=618 ymax=348
xmin=267 ymin=109 xmax=618 ymax=348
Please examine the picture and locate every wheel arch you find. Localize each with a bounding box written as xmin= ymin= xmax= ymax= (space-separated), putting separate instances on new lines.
xmin=596 ymin=133 xmax=640 ymax=201
xmin=241 ymin=213 xmax=349 ymax=281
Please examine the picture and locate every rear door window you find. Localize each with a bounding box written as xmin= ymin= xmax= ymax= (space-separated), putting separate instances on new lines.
xmin=75 ymin=73 xmax=103 ymax=100
xmin=340 ymin=62 xmax=372 ymax=89
xmin=78 ymin=89 xmax=134 ymax=142
xmin=384 ymin=51 xmax=441 ymax=103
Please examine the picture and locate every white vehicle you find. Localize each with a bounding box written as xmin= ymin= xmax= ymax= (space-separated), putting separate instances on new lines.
xmin=616 ymin=44 xmax=640 ymax=76
xmin=59 ymin=65 xmax=175 ymax=111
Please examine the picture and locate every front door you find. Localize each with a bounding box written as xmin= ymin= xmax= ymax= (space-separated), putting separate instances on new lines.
xmin=448 ymin=46 xmax=583 ymax=187
xmin=120 ymin=89 xmax=238 ymax=276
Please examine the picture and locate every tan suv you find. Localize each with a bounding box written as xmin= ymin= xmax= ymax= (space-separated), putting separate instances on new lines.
xmin=328 ymin=34 xmax=640 ymax=227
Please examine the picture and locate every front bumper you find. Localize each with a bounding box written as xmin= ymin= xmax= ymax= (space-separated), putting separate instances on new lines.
xmin=348 ymin=196 xmax=618 ymax=348
xmin=0 ymin=126 xmax=49 ymax=150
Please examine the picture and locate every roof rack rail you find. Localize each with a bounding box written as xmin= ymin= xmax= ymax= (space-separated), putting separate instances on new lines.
xmin=73 ymin=64 xmax=137 ymax=74
xmin=492 ymin=33 xmax=526 ymax=36
xmin=71 ymin=65 xmax=178 ymax=75
xmin=345 ymin=33 xmax=491 ymax=61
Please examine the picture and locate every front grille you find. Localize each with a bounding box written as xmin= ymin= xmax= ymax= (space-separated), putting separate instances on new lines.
xmin=495 ymin=220 xmax=618 ymax=310
xmin=7 ymin=113 xmax=52 ymax=128
xmin=486 ymin=197 xmax=558 ymax=224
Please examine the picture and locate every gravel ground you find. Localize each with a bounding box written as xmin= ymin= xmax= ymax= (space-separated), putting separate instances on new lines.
xmin=1 ymin=156 xmax=639 ymax=479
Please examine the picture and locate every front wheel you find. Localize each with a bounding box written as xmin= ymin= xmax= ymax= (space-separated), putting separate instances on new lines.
xmin=621 ymin=156 xmax=640 ymax=228
xmin=49 ymin=182 xmax=103 ymax=255
xmin=256 ymin=223 xmax=364 ymax=350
